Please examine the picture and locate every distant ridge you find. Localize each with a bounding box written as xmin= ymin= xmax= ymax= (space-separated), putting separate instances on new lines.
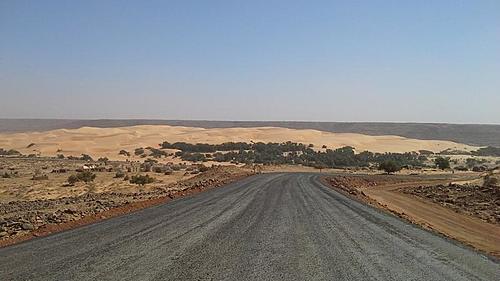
xmin=0 ymin=119 xmax=499 ymax=147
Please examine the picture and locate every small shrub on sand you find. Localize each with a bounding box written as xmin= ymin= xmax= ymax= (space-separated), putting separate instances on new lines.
xmin=130 ymin=174 xmax=155 ymax=185
xmin=67 ymin=171 xmax=96 ymax=185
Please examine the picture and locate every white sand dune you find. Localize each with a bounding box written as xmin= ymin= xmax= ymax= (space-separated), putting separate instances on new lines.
xmin=0 ymin=125 xmax=478 ymax=160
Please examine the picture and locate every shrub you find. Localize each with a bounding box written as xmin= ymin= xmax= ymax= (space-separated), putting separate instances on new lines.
xmin=78 ymin=171 xmax=96 ymax=182
xmin=130 ymin=174 xmax=155 ymax=185
xmin=97 ymin=157 xmax=109 ymax=162
xmin=140 ymin=162 xmax=152 ymax=172
xmin=466 ymin=158 xmax=486 ymax=168
xmin=114 ymin=170 xmax=125 ymax=178
xmin=152 ymin=166 xmax=164 ymax=173
xmin=472 ymin=146 xmax=500 ymax=157
xmin=57 ymin=154 xmax=65 ymax=159
xmin=119 ymin=150 xmax=131 ymax=157
xmin=31 ymin=169 xmax=48 ymax=180
xmin=68 ymin=171 xmax=96 ymax=184
xmin=472 ymin=166 xmax=487 ymax=172
xmin=417 ymin=155 xmax=428 ymax=161
xmin=313 ymin=162 xmax=328 ymax=172
xmin=198 ymin=165 xmax=209 ymax=172
xmin=32 ymin=174 xmax=49 ymax=180
xmin=1 ymin=172 xmax=11 ymax=178
xmin=418 ymin=150 xmax=434 ymax=155
xmin=181 ymin=153 xmax=207 ymax=162
xmin=81 ymin=154 xmax=93 ymax=161
xmin=147 ymin=147 xmax=168 ymax=158
xmin=455 ymin=166 xmax=468 ymax=171
xmin=378 ymin=160 xmax=401 ymax=174
xmin=67 ymin=174 xmax=78 ymax=185
xmin=0 ymin=149 xmax=21 ymax=156
xmin=134 ymin=148 xmax=145 ymax=156
xmin=434 ymin=157 xmax=450 ymax=170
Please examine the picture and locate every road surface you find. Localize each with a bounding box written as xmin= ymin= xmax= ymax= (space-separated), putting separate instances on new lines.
xmin=0 ymin=173 xmax=498 ymax=280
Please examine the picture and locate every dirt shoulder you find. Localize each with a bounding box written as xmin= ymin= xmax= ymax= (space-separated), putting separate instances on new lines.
xmin=0 ymin=166 xmax=253 ymax=247
xmin=323 ymin=174 xmax=500 ymax=258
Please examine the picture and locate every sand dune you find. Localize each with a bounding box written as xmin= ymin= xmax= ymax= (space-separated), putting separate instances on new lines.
xmin=0 ymin=125 xmax=479 ymax=160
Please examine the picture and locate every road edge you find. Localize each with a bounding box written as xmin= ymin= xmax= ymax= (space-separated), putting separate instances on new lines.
xmin=319 ymin=175 xmax=500 ymax=262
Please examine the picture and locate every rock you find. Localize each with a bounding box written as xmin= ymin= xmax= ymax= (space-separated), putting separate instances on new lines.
xmin=63 ymin=208 xmax=77 ymax=214
xmin=21 ymin=223 xmax=35 ymax=230
xmin=0 ymin=231 xmax=8 ymax=237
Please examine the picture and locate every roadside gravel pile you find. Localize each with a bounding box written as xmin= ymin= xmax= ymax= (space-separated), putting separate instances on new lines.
xmin=0 ymin=166 xmax=252 ymax=240
xmin=402 ymin=183 xmax=500 ymax=224
xmin=325 ymin=176 xmax=373 ymax=196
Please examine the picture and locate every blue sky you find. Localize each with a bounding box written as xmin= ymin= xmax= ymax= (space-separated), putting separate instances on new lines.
xmin=1 ymin=0 xmax=499 ymax=123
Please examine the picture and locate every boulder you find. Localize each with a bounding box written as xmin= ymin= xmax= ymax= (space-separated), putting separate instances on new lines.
xmin=21 ymin=223 xmax=35 ymax=231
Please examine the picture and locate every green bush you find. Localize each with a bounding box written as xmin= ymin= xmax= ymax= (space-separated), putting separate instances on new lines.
xmin=130 ymin=174 xmax=155 ymax=185
xmin=378 ymin=160 xmax=401 ymax=174
xmin=434 ymin=157 xmax=450 ymax=170
xmin=472 ymin=146 xmax=500 ymax=157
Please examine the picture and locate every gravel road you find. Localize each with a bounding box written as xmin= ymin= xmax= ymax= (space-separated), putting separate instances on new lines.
xmin=0 ymin=173 xmax=498 ymax=280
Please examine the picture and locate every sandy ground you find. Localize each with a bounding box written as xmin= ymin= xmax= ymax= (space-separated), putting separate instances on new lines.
xmin=0 ymin=158 xmax=197 ymax=203
xmin=325 ymin=174 xmax=500 ymax=257
xmin=0 ymin=165 xmax=254 ymax=246
xmin=0 ymin=125 xmax=479 ymax=160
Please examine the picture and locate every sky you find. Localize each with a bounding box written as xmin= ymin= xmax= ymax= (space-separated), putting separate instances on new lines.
xmin=1 ymin=0 xmax=499 ymax=123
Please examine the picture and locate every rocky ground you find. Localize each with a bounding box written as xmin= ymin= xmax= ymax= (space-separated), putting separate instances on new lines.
xmin=0 ymin=166 xmax=253 ymax=242
xmin=324 ymin=174 xmax=411 ymax=196
xmin=402 ymin=183 xmax=500 ymax=224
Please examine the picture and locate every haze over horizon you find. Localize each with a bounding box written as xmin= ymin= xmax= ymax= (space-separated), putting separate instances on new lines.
xmin=1 ymin=1 xmax=499 ymax=123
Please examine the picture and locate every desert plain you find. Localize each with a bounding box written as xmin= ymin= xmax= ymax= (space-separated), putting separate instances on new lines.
xmin=0 ymin=124 xmax=498 ymax=257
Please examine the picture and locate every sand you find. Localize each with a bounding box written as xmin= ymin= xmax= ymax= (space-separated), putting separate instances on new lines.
xmin=0 ymin=125 xmax=479 ymax=160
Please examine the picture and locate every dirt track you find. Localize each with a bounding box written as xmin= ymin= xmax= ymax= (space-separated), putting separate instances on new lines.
xmin=356 ymin=179 xmax=500 ymax=257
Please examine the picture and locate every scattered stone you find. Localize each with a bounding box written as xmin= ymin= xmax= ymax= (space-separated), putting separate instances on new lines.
xmin=21 ymin=223 xmax=35 ymax=230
